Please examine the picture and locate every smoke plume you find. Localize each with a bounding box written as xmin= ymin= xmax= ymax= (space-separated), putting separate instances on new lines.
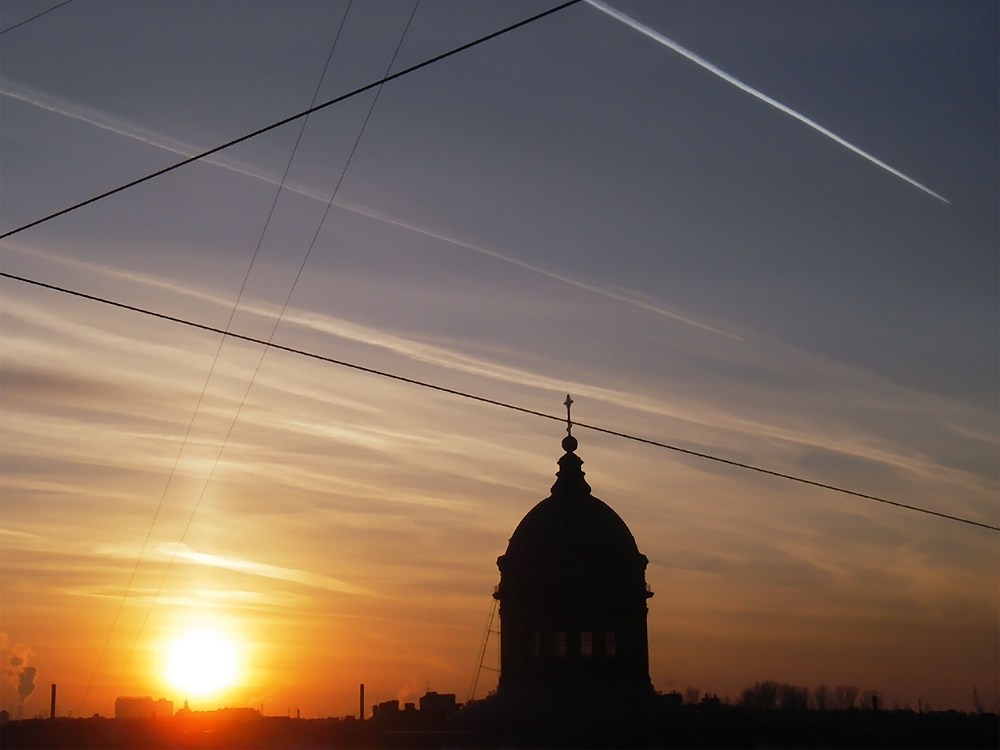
xmin=17 ymin=667 xmax=36 ymax=702
xmin=1 ymin=634 xmax=37 ymax=704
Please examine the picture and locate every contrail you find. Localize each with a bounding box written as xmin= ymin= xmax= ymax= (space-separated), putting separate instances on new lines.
xmin=334 ymin=198 xmax=741 ymax=339
xmin=584 ymin=0 xmax=949 ymax=204
xmin=1 ymin=80 xmax=739 ymax=339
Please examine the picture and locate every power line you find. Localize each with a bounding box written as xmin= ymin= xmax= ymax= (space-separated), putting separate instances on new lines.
xmin=3 ymin=270 xmax=996 ymax=534
xmin=84 ymin=1 xmax=356 ymax=718
xmin=0 ymin=0 xmax=76 ymax=34
xmin=0 ymin=0 xmax=584 ymax=240
xmin=101 ymin=0 xmax=423 ymax=715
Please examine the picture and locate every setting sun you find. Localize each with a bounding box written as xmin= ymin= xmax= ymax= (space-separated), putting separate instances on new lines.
xmin=164 ymin=628 xmax=240 ymax=697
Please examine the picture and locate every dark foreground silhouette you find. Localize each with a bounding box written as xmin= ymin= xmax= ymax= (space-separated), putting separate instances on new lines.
xmin=2 ymin=699 xmax=997 ymax=749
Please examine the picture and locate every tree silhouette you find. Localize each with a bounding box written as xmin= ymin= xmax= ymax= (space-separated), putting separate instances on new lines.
xmin=860 ymin=690 xmax=882 ymax=711
xmin=740 ymin=681 xmax=778 ymax=710
xmin=740 ymin=682 xmax=816 ymax=710
xmin=832 ymin=685 xmax=858 ymax=710
xmin=777 ymin=684 xmax=809 ymax=710
xmin=813 ymin=684 xmax=829 ymax=710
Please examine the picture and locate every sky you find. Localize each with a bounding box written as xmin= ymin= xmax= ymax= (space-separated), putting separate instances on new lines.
xmin=1 ymin=0 xmax=997 ymax=719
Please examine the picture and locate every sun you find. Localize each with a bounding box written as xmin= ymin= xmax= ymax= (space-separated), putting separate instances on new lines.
xmin=163 ymin=628 xmax=239 ymax=697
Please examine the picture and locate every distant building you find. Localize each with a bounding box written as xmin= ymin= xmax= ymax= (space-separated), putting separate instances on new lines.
xmin=419 ymin=691 xmax=458 ymax=718
xmin=494 ymin=421 xmax=654 ymax=696
xmin=372 ymin=692 xmax=459 ymax=727
xmin=371 ymin=699 xmax=399 ymax=720
xmin=662 ymin=691 xmax=683 ymax=707
xmin=114 ymin=696 xmax=173 ymax=720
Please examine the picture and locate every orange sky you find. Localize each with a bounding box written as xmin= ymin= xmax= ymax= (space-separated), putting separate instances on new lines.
xmin=2 ymin=283 xmax=996 ymax=716
xmin=2 ymin=0 xmax=997 ymax=721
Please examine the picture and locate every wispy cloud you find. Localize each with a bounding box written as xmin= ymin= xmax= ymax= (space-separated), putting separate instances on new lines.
xmin=0 ymin=79 xmax=737 ymax=337
xmin=584 ymin=0 xmax=949 ymax=204
xmin=162 ymin=543 xmax=368 ymax=595
xmin=3 ymin=266 xmax=992 ymax=500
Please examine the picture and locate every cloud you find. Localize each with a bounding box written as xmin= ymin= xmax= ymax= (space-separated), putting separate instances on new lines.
xmin=0 ymin=79 xmax=737 ymax=338
xmin=330 ymin=199 xmax=741 ymax=339
xmin=162 ymin=543 xmax=368 ymax=596
xmin=4 ymin=254 xmax=992 ymax=502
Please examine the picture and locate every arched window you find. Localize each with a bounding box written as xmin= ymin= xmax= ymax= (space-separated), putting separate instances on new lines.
xmin=581 ymin=631 xmax=592 ymax=657
xmin=555 ymin=631 xmax=566 ymax=658
xmin=604 ymin=631 xmax=616 ymax=658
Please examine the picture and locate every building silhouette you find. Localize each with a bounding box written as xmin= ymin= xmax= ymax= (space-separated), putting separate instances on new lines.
xmin=114 ymin=697 xmax=173 ymax=720
xmin=493 ymin=401 xmax=653 ymax=703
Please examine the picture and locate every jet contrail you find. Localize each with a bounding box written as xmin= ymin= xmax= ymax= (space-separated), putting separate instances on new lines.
xmin=2 ymin=80 xmax=739 ymax=339
xmin=584 ymin=0 xmax=949 ymax=204
xmin=333 ymin=198 xmax=741 ymax=339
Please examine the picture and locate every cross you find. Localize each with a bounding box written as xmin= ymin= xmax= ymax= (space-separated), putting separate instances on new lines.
xmin=564 ymin=394 xmax=574 ymax=436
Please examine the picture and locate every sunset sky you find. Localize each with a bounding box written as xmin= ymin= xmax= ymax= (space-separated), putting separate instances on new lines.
xmin=1 ymin=0 xmax=996 ymax=719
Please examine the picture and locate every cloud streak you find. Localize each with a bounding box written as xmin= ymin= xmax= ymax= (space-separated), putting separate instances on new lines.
xmin=3 ymin=267 xmax=992 ymax=498
xmin=0 ymin=80 xmax=736 ymax=338
xmin=162 ymin=544 xmax=368 ymax=595
xmin=584 ymin=0 xmax=950 ymax=204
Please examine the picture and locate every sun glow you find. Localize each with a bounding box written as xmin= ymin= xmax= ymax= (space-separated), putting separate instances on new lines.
xmin=164 ymin=628 xmax=240 ymax=697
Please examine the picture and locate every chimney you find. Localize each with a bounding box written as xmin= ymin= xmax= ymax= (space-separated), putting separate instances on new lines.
xmin=50 ymin=684 xmax=56 ymax=719
xmin=359 ymin=684 xmax=365 ymax=721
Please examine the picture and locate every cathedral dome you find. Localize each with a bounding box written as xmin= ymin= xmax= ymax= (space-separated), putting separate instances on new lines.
xmin=494 ymin=419 xmax=652 ymax=690
xmin=501 ymin=448 xmax=646 ymax=590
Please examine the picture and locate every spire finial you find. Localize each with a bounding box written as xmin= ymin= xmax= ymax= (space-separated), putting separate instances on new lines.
xmin=561 ymin=395 xmax=578 ymax=453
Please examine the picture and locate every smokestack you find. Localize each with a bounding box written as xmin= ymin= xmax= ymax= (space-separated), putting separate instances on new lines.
xmin=359 ymin=684 xmax=365 ymax=721
xmin=50 ymin=684 xmax=56 ymax=719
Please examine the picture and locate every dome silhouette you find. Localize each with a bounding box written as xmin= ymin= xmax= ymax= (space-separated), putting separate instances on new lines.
xmin=495 ymin=432 xmax=653 ymax=691
xmin=504 ymin=452 xmax=644 ymax=586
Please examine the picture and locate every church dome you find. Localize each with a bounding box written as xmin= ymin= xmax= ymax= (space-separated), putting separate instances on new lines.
xmin=501 ymin=448 xmax=645 ymax=588
xmin=494 ymin=419 xmax=652 ymax=690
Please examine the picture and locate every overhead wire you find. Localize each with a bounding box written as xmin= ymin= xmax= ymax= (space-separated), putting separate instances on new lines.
xmin=5 ymin=0 xmax=987 ymax=716
xmin=91 ymin=2 xmax=361 ymax=714
xmin=101 ymin=0 xmax=425 ymax=714
xmin=0 ymin=0 xmax=76 ymax=35
xmin=2 ymin=0 xmax=582 ymax=713
xmin=0 ymin=0 xmax=584 ymax=241
xmin=3 ymin=270 xmax=996 ymax=535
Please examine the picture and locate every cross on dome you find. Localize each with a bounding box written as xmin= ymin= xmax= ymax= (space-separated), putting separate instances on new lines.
xmin=562 ymin=394 xmax=578 ymax=453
